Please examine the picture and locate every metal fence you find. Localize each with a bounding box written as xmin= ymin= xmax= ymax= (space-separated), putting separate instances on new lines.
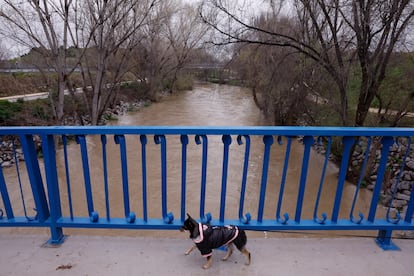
xmin=0 ymin=126 xmax=413 ymax=250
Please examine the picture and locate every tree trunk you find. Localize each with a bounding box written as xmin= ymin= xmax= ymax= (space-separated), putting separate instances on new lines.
xmin=57 ymin=78 xmax=66 ymax=125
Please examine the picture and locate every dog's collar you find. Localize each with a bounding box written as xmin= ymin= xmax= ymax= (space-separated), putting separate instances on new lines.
xmin=193 ymin=223 xmax=208 ymax=243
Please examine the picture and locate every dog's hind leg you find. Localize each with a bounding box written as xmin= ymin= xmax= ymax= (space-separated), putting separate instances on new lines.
xmin=233 ymin=230 xmax=250 ymax=265
xmin=221 ymin=243 xmax=233 ymax=261
xmin=240 ymin=247 xmax=251 ymax=265
xmin=185 ymin=245 xmax=197 ymax=255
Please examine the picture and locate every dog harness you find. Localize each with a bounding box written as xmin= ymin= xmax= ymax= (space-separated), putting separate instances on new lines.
xmin=193 ymin=224 xmax=239 ymax=257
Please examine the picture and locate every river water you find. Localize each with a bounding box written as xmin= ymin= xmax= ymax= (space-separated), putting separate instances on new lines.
xmin=1 ymin=83 xmax=376 ymax=238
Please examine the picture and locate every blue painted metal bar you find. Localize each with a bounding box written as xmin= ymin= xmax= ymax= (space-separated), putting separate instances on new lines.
xmin=368 ymin=137 xmax=394 ymax=222
xmin=114 ymin=135 xmax=135 ymax=223
xmin=13 ymin=137 xmax=37 ymax=221
xmin=62 ymin=135 xmax=74 ymax=220
xmin=0 ymin=154 xmax=14 ymax=220
xmin=140 ymin=135 xmax=148 ymax=222
xmin=295 ymin=136 xmax=314 ymax=223
xmin=219 ymin=135 xmax=232 ymax=223
xmin=313 ymin=136 xmax=331 ymax=224
xmin=180 ymin=135 xmax=189 ymax=222
xmin=18 ymin=135 xmax=48 ymax=222
xmin=405 ymin=188 xmax=414 ymax=224
xmin=331 ymin=137 xmax=355 ymax=223
xmin=1 ymin=126 xmax=414 ymax=136
xmin=76 ymin=135 xmax=99 ymax=222
xmin=101 ymin=135 xmax=110 ymax=221
xmin=350 ymin=137 xmax=371 ymax=224
xmin=154 ymin=135 xmax=173 ymax=224
xmin=237 ymin=135 xmax=251 ymax=224
xmin=195 ymin=134 xmax=211 ymax=223
xmin=257 ymin=135 xmax=273 ymax=223
xmin=276 ymin=136 xmax=291 ymax=224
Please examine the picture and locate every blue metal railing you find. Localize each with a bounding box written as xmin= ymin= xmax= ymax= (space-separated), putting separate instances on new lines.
xmin=0 ymin=126 xmax=413 ymax=250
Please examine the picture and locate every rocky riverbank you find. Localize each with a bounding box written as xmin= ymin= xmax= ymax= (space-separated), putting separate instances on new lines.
xmin=312 ymin=137 xmax=413 ymax=229
xmin=61 ymin=99 xmax=150 ymax=126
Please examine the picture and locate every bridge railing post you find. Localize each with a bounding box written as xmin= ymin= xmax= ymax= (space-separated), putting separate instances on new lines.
xmin=41 ymin=134 xmax=65 ymax=245
xmin=376 ymin=229 xmax=399 ymax=250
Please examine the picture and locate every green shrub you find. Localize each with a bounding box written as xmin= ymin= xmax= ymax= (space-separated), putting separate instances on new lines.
xmin=0 ymin=100 xmax=23 ymax=124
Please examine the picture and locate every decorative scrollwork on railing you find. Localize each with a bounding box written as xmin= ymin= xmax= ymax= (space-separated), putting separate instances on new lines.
xmin=12 ymin=137 xmax=38 ymax=222
xmin=257 ymin=135 xmax=274 ymax=223
xmin=163 ymin=212 xmax=174 ymax=224
xmin=195 ymin=134 xmax=211 ymax=224
xmin=140 ymin=135 xmax=149 ymax=222
xmin=100 ymin=135 xmax=111 ymax=221
xmin=277 ymin=135 xmax=283 ymax=145
xmin=314 ymin=213 xmax=328 ymax=224
xmin=313 ymin=136 xmax=331 ymax=225
xmin=349 ymin=136 xmax=372 ymax=224
xmin=125 ymin=212 xmax=135 ymax=223
xmin=237 ymin=134 xmax=251 ymax=224
xmin=278 ymin=213 xmax=290 ymax=224
xmin=180 ymin=135 xmax=189 ymax=222
xmin=153 ymin=134 xmax=166 ymax=145
xmin=276 ymin=136 xmax=292 ymax=225
xmin=114 ymin=134 xmax=136 ymax=224
xmin=386 ymin=137 xmax=411 ymax=224
xmin=90 ymin=211 xmax=99 ymax=223
xmin=201 ymin=212 xmax=212 ymax=224
xmin=62 ymin=135 xmax=74 ymax=221
xmin=154 ymin=134 xmax=174 ymax=224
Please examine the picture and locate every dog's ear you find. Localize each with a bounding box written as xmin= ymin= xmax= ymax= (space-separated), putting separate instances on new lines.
xmin=186 ymin=213 xmax=193 ymax=219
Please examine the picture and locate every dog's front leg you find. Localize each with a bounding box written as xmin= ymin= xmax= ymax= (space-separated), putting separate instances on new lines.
xmin=203 ymin=256 xmax=212 ymax=269
xmin=184 ymin=245 xmax=196 ymax=255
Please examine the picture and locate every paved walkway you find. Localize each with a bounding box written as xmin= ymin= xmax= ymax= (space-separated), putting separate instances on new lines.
xmin=1 ymin=234 xmax=413 ymax=276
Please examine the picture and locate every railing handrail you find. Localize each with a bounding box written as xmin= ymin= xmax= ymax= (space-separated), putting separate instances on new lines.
xmin=1 ymin=125 xmax=414 ymax=136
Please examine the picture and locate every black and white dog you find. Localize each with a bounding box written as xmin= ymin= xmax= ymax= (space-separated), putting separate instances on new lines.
xmin=180 ymin=213 xmax=251 ymax=269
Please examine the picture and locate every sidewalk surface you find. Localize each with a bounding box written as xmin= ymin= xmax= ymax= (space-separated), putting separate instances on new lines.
xmin=1 ymin=234 xmax=413 ymax=276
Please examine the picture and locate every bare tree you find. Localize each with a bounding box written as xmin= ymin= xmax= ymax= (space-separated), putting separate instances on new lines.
xmin=0 ymin=0 xmax=81 ymax=124
xmin=72 ymin=0 xmax=159 ymax=125
xmin=165 ymin=3 xmax=210 ymax=91
xmin=131 ymin=0 xmax=208 ymax=99
xmin=135 ymin=0 xmax=176 ymax=100
xmin=0 ymin=42 xmax=7 ymax=63
xmin=0 ymin=0 xmax=161 ymax=125
xmin=230 ymin=15 xmax=316 ymax=125
xmin=200 ymin=0 xmax=414 ymax=126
